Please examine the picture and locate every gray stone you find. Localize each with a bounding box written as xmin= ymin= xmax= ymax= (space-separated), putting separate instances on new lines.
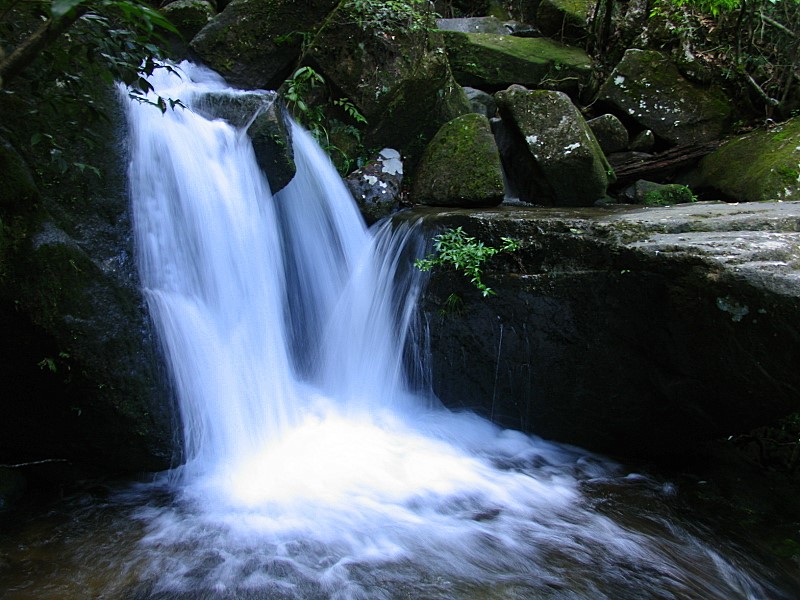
xmin=345 ymin=148 xmax=404 ymax=224
xmin=495 ymin=86 xmax=613 ymax=206
xmin=464 ymin=87 xmax=497 ymax=118
xmin=629 ymin=129 xmax=655 ymax=151
xmin=587 ymin=113 xmax=629 ymax=154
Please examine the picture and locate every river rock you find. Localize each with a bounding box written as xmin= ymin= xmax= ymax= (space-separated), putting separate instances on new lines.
xmin=441 ymin=30 xmax=592 ymax=94
xmin=301 ymin=4 xmax=470 ymax=169
xmin=406 ymin=200 xmax=800 ymax=460
xmin=693 ymin=117 xmax=800 ymax=202
xmin=345 ymin=148 xmax=404 ymax=224
xmin=495 ymin=86 xmax=613 ymax=206
xmin=587 ymin=113 xmax=629 ymax=154
xmin=597 ymin=49 xmax=732 ymax=146
xmin=412 ymin=113 xmax=504 ymax=207
xmin=464 ymin=87 xmax=497 ymax=118
xmin=161 ymin=0 xmax=214 ymax=57
xmin=190 ymin=0 xmax=339 ymax=90
xmin=193 ymin=91 xmax=295 ymax=193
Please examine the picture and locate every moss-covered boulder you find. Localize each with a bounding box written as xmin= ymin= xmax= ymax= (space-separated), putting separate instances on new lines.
xmin=495 ymin=86 xmax=613 ymax=205
xmin=190 ymin=0 xmax=339 ymax=89
xmin=597 ymin=49 xmax=732 ymax=146
xmin=695 ymin=117 xmax=800 ymax=202
xmin=302 ymin=5 xmax=470 ymax=169
xmin=412 ymin=113 xmax=505 ymax=207
xmin=634 ymin=180 xmax=695 ymax=205
xmin=536 ymin=0 xmax=592 ymax=41
xmin=161 ymin=0 xmax=215 ymax=43
xmin=441 ymin=30 xmax=592 ymax=94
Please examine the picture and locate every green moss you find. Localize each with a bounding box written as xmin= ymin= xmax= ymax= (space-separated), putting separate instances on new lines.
xmin=642 ymin=184 xmax=695 ymax=206
xmin=699 ymin=116 xmax=800 ymax=201
xmin=442 ymin=31 xmax=591 ymax=91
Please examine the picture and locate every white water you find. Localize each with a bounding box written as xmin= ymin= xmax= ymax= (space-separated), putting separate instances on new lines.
xmin=122 ymin=63 xmax=784 ymax=599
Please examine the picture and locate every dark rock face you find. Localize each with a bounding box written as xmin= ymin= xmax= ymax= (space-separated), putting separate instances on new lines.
xmin=407 ymin=201 xmax=800 ymax=460
xmin=0 ymin=102 xmax=177 ymax=474
xmin=190 ymin=0 xmax=340 ymax=90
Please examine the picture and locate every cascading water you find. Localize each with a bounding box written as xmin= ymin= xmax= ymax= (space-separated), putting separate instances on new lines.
xmin=0 ymin=62 xmax=795 ymax=600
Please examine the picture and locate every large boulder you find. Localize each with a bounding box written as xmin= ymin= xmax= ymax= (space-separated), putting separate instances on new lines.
xmin=190 ymin=0 xmax=340 ymax=89
xmin=441 ymin=30 xmax=592 ymax=94
xmin=301 ymin=4 xmax=470 ymax=169
xmin=405 ymin=201 xmax=800 ymax=460
xmin=0 ymin=99 xmax=176 ymax=474
xmin=536 ymin=0 xmax=592 ymax=41
xmin=596 ymin=49 xmax=732 ymax=146
xmin=412 ymin=113 xmax=505 ymax=207
xmin=495 ymin=86 xmax=613 ymax=205
xmin=161 ymin=0 xmax=215 ymax=58
xmin=693 ymin=117 xmax=800 ymax=202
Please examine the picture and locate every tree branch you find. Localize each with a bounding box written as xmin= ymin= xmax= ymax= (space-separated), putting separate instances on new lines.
xmin=0 ymin=8 xmax=86 ymax=89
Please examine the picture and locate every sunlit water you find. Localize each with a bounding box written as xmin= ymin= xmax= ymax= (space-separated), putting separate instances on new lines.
xmin=0 ymin=63 xmax=797 ymax=599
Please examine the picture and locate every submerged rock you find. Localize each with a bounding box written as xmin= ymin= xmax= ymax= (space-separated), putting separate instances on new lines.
xmin=694 ymin=117 xmax=800 ymax=202
xmin=412 ymin=113 xmax=505 ymax=207
xmin=407 ymin=200 xmax=800 ymax=460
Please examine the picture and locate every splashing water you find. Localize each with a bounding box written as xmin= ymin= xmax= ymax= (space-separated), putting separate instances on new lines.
xmin=3 ymin=62 xmax=788 ymax=599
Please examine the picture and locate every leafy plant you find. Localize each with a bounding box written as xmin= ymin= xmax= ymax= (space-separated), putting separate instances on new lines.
xmin=414 ymin=227 xmax=520 ymax=297
xmin=342 ymin=0 xmax=434 ymax=35
xmin=282 ymin=65 xmax=368 ymax=174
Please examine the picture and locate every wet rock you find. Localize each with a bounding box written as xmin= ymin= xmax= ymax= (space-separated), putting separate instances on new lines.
xmin=345 ymin=149 xmax=404 ymax=224
xmin=694 ymin=117 xmax=800 ymax=202
xmin=631 ymin=180 xmax=695 ymax=205
xmin=190 ymin=0 xmax=339 ymax=89
xmin=436 ymin=16 xmax=514 ymax=34
xmin=412 ymin=113 xmax=504 ymax=207
xmin=495 ymin=86 xmax=613 ymax=206
xmin=193 ymin=91 xmax=295 ymax=193
xmin=160 ymin=0 xmax=214 ymax=58
xmin=597 ymin=49 xmax=732 ymax=146
xmin=587 ymin=113 xmax=629 ymax=155
xmin=441 ymin=30 xmax=592 ymax=94
xmin=406 ymin=200 xmax=800 ymax=460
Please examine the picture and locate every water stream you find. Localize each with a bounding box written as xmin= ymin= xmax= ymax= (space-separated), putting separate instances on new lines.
xmin=0 ymin=63 xmax=797 ymax=599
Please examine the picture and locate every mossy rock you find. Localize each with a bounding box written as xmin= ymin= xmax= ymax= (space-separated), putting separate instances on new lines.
xmin=587 ymin=113 xmax=629 ymax=154
xmin=441 ymin=30 xmax=592 ymax=94
xmin=412 ymin=113 xmax=504 ymax=207
xmin=597 ymin=49 xmax=732 ymax=146
xmin=536 ymin=0 xmax=592 ymax=41
xmin=304 ymin=9 xmax=470 ymax=170
xmin=161 ymin=0 xmax=214 ymax=42
xmin=190 ymin=0 xmax=340 ymax=89
xmin=495 ymin=86 xmax=613 ymax=206
xmin=635 ymin=180 xmax=695 ymax=206
xmin=696 ymin=117 xmax=800 ymax=202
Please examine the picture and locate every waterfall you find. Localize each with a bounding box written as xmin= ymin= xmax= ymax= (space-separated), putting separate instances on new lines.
xmin=121 ymin=63 xmax=782 ymax=599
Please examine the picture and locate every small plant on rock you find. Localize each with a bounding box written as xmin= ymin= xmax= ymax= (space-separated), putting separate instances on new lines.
xmin=414 ymin=227 xmax=520 ymax=297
